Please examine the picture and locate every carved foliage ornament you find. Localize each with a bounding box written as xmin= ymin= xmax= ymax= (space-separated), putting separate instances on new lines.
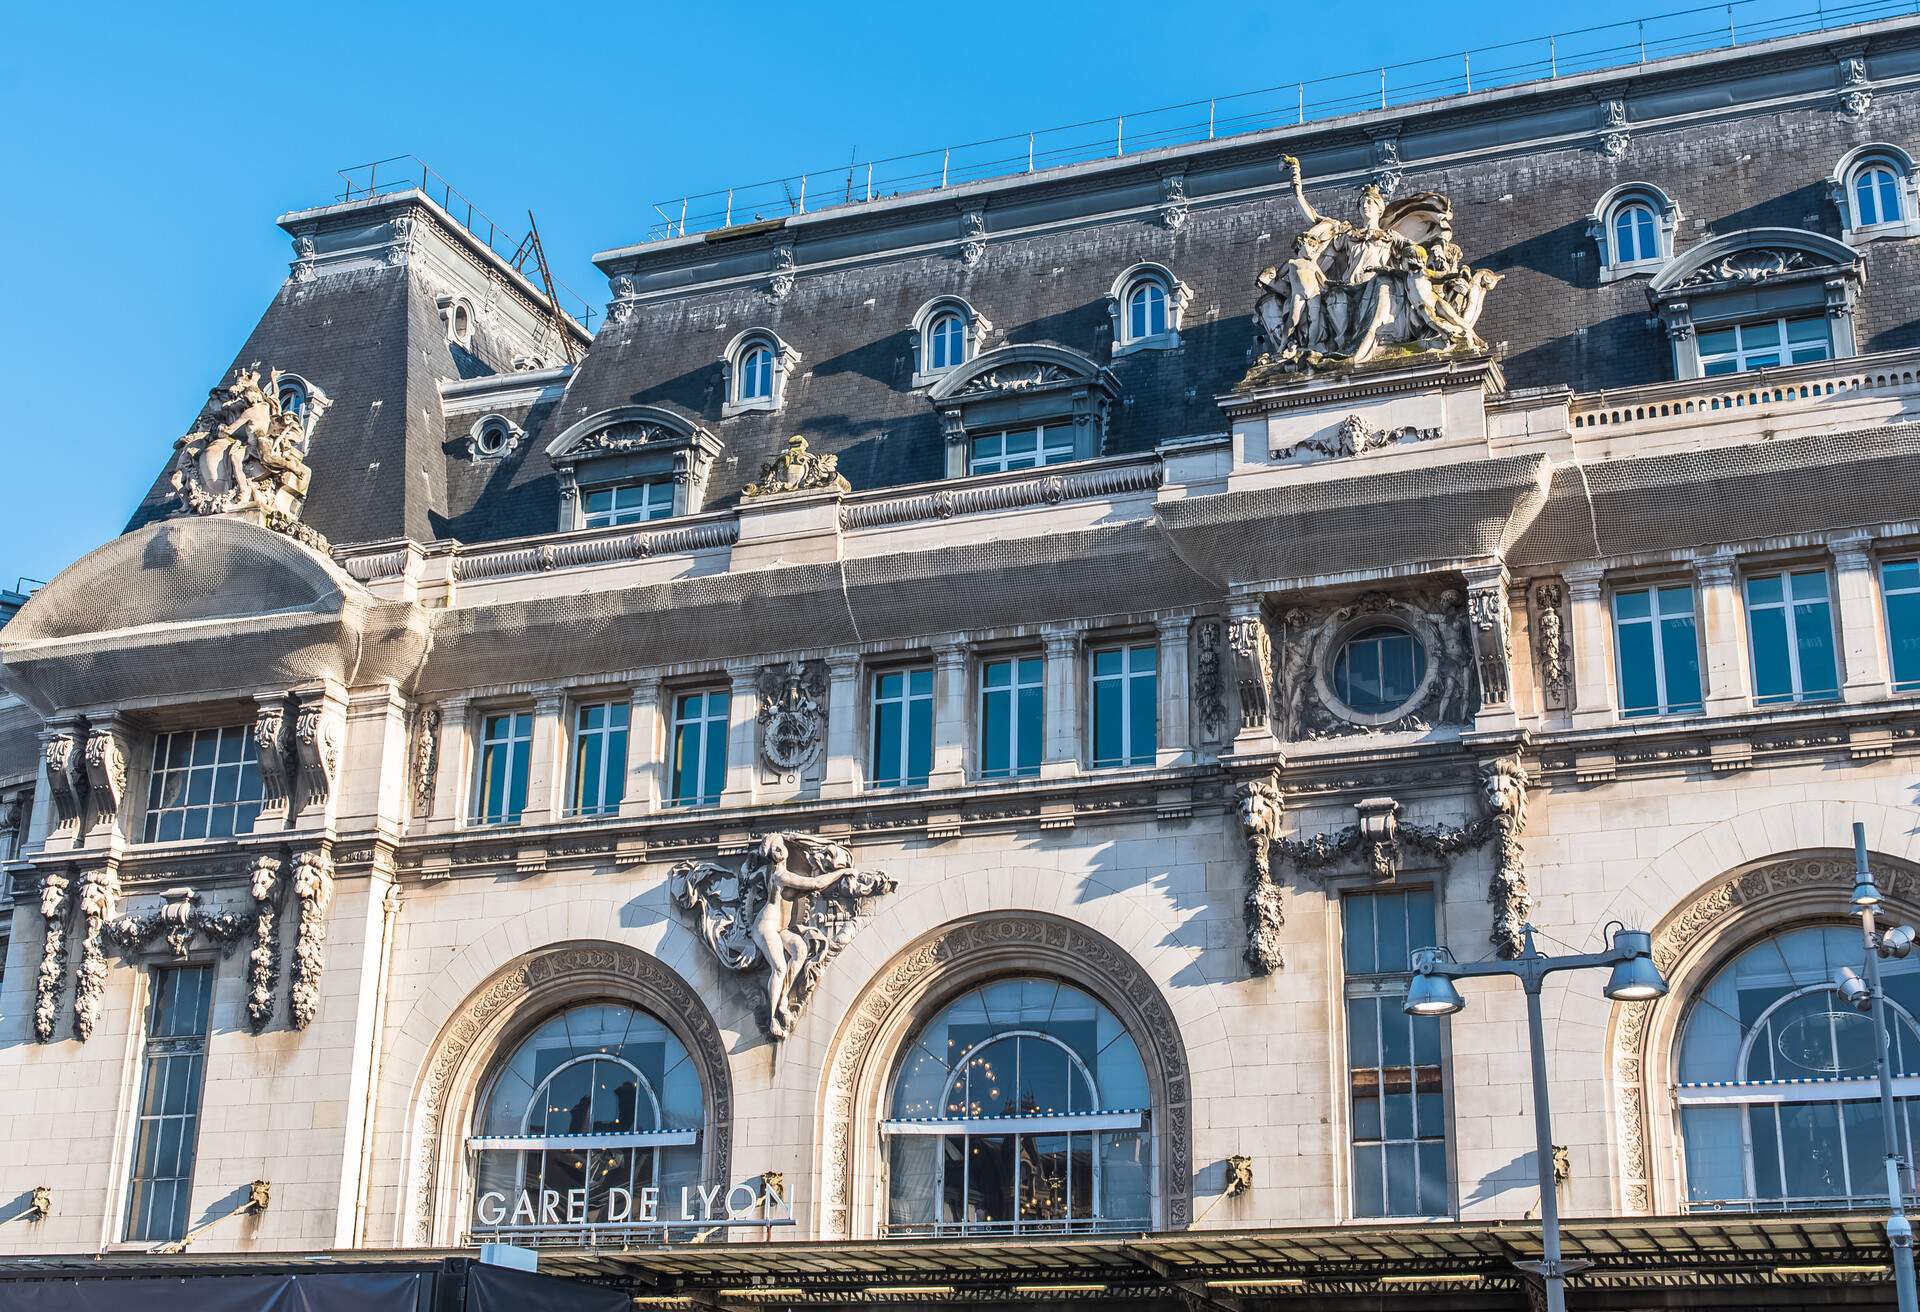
xmin=72 ymin=868 xmax=120 ymax=1041
xmin=1677 ymin=248 xmax=1811 ymax=288
xmin=105 ymin=886 xmax=251 ymax=963
xmin=34 ymin=873 xmax=71 ymax=1043
xmin=1193 ymin=621 xmax=1227 ymax=741
xmin=758 ymin=660 xmax=827 ymax=773
xmin=743 ymin=434 xmax=850 ymax=499
xmin=82 ymin=729 xmax=128 ymax=827
xmin=1533 ymin=581 xmax=1571 ymax=709
xmin=43 ymin=734 xmax=85 ymax=828
xmin=1277 ymin=588 xmax=1475 ymax=741
xmin=290 ymin=851 xmax=333 ymax=1030
xmin=670 ymin=833 xmax=894 ymax=1039
xmin=1228 ymin=611 xmax=1273 ymax=732
xmin=295 ymin=704 xmax=344 ymax=808
xmin=254 ymin=703 xmax=294 ymax=811
xmin=249 ymin=857 xmax=282 ymax=1032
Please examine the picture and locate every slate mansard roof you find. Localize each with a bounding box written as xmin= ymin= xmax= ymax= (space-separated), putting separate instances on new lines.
xmin=124 ymin=15 xmax=1920 ymax=554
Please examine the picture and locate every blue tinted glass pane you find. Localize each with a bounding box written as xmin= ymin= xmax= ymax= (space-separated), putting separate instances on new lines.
xmin=1409 ymin=891 xmax=1436 ymax=956
xmin=1016 ymin=684 xmax=1043 ymax=774
xmin=577 ymin=736 xmax=604 ymax=811
xmin=1661 ymin=615 xmax=1701 ymax=710
xmin=1385 ymin=1143 xmax=1417 ymax=1214
xmin=1702 ymin=358 xmax=1739 ymax=377
xmin=603 ymin=730 xmax=628 ymax=806
xmin=1348 ymin=996 xmax=1379 ymax=1067
xmin=909 ymin=668 xmax=932 ymax=698
xmin=671 ymin=723 xmax=699 ymax=803
xmin=1742 ymin=320 xmax=1781 ymax=349
xmin=982 ymin=689 xmax=1010 ymax=778
xmin=1787 ymin=317 xmax=1830 ymax=346
xmin=701 ymin=719 xmax=727 ymax=804
xmin=1377 ymin=900 xmax=1409 ymax=984
xmin=1746 ymin=574 xmax=1783 ymax=606
xmin=983 ymin=660 xmax=1011 ymax=689
xmin=1617 ymin=619 xmax=1658 ymax=714
xmin=1615 ymin=588 xmax=1651 ymax=621
xmin=876 ymin=672 xmax=902 ymax=700
xmin=191 ymin=733 xmax=217 ymax=767
xmin=1412 ymin=1013 xmax=1442 ymax=1066
xmin=1128 ymin=669 xmax=1156 ymax=764
xmin=1131 ymin=645 xmax=1156 ymax=673
xmin=1790 ymin=570 xmax=1829 ymax=600
xmin=1354 ymin=1144 xmax=1384 ymax=1216
xmin=1889 ymin=560 xmax=1920 ymax=591
xmin=1748 ymin=605 xmax=1793 ymax=702
xmin=1417 ymin=1141 xmax=1449 ymax=1215
xmin=1795 ymin=600 xmax=1838 ymax=697
xmin=1345 ymin=895 xmax=1377 ymax=974
xmin=872 ymin=701 xmax=902 ymax=785
xmin=1381 ymin=635 xmax=1416 ymax=703
xmin=1093 ymin=648 xmax=1122 ymax=678
xmin=907 ymin=692 xmax=933 ymax=785
xmin=1890 ymin=591 xmax=1920 ymax=688
xmin=579 ymin=702 xmax=605 ymax=732
xmin=507 ymin=741 xmax=530 ymax=818
xmin=1697 ymin=329 xmax=1736 ymax=357
xmin=1092 ymin=678 xmax=1122 ymax=765
xmin=217 ymin=729 xmax=244 ymax=763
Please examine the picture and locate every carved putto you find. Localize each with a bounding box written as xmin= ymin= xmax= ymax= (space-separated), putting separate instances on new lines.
xmin=1236 ymin=775 xmax=1286 ymax=975
xmin=758 ymin=660 xmax=827 ymax=773
xmin=170 ymin=365 xmax=316 ymax=525
xmin=743 ymin=435 xmax=850 ymax=499
xmin=671 ymin=833 xmax=895 ymax=1038
xmin=1253 ymin=156 xmax=1502 ymax=369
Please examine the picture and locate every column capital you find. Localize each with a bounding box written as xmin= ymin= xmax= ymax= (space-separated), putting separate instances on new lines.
xmin=1461 ymin=561 xmax=1510 ymax=591
xmin=1154 ymin=613 xmax=1194 ymax=639
xmin=1041 ymin=623 xmax=1085 ymax=656
xmin=1563 ymin=564 xmax=1606 ymax=598
xmin=1831 ymin=530 xmax=1877 ymax=567
xmin=826 ymin=650 xmax=863 ymax=677
xmin=532 ymin=690 xmax=567 ymax=715
xmin=1694 ymin=548 xmax=1740 ymax=585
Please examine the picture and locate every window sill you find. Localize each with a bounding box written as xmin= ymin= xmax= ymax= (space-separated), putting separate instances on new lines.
xmin=721 ymin=396 xmax=779 ymax=419
xmin=1844 ymin=218 xmax=1920 ymax=245
xmin=1598 ymin=259 xmax=1664 ymax=284
xmin=1111 ymin=332 xmax=1180 ymax=358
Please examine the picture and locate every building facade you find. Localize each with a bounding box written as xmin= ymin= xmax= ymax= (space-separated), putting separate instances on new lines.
xmin=5 ymin=15 xmax=1920 ymax=1308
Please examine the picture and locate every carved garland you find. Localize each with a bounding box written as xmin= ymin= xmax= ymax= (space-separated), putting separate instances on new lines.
xmin=289 ymin=851 xmax=333 ymax=1030
xmin=407 ymin=942 xmax=735 ymax=1244
xmin=1236 ymin=775 xmax=1286 ymax=974
xmin=33 ymin=873 xmax=71 ymax=1043
xmin=72 ymin=868 xmax=120 ymax=1041
xmin=821 ymin=914 xmax=1193 ymax=1239
xmin=249 ymin=856 xmax=282 ymax=1032
xmin=1612 ymin=854 xmax=1919 ymax=1213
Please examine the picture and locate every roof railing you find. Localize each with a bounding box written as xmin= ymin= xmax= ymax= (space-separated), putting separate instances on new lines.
xmin=644 ymin=0 xmax=1918 ymax=241
xmin=334 ymin=154 xmax=596 ymax=330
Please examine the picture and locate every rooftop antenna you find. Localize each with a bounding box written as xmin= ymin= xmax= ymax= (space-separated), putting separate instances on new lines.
xmin=524 ymin=210 xmax=579 ymax=367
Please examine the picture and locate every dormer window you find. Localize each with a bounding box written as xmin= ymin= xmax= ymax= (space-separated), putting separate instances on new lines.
xmin=278 ymin=377 xmax=309 ymax=419
xmin=545 ymin=404 xmax=722 ymax=532
xmin=446 ymin=298 xmax=475 ymax=348
xmin=1646 ymin=228 xmax=1864 ymax=380
xmin=722 ymin=330 xmax=799 ymax=416
xmin=465 ymin=414 xmax=523 ymax=463
xmin=928 ymin=344 xmax=1119 ymax=479
xmin=1107 ymin=263 xmax=1189 ymax=355
xmin=583 ymin=480 xmax=674 ymax=527
xmin=908 ymin=296 xmax=991 ymax=388
xmin=1830 ymin=144 xmax=1920 ymax=243
xmin=1587 ymin=183 xmax=1680 ymax=281
xmin=270 ymin=371 xmax=330 ymax=439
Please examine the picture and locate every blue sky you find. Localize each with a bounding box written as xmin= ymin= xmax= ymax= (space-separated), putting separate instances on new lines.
xmin=0 ymin=0 xmax=1840 ymax=585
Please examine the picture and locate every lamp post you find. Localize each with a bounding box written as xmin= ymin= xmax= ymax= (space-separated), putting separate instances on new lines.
xmin=1406 ymin=922 xmax=1668 ymax=1312
xmin=1839 ymin=820 xmax=1920 ymax=1312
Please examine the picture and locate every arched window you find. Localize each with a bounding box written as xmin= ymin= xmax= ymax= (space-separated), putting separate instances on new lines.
xmin=1126 ymin=279 xmax=1168 ymax=342
xmin=1611 ymin=202 xmax=1659 ymax=265
xmin=723 ymin=330 xmax=796 ymax=416
xmin=1588 ymin=183 xmax=1680 ymax=281
xmin=928 ymin=311 xmax=967 ymax=372
xmin=1333 ymin=625 xmax=1429 ymax=716
xmin=469 ymin=1002 xmax=704 ymax=1233
xmin=1854 ymin=163 xmax=1904 ymax=228
xmin=882 ymin=979 xmax=1151 ymax=1236
xmin=1107 ymin=263 xmax=1188 ymax=354
xmin=1675 ymin=925 xmax=1920 ymax=1210
xmin=446 ymin=299 xmax=475 ymax=348
xmin=278 ymin=377 xmax=308 ymax=420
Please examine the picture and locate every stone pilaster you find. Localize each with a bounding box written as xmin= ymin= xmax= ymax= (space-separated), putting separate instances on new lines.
xmin=930 ymin=640 xmax=969 ymax=788
xmin=1564 ymin=566 xmax=1615 ymax=729
xmin=519 ymin=692 xmax=566 ymax=826
xmin=1833 ymin=532 xmax=1889 ymax=703
xmin=1041 ymin=625 xmax=1085 ymax=779
xmin=1227 ymin=598 xmax=1275 ymax=753
xmin=430 ymin=695 xmax=473 ymax=829
xmin=821 ymin=653 xmax=864 ymax=799
xmin=720 ymin=664 xmax=761 ymax=808
xmin=1155 ymin=615 xmax=1193 ymax=766
xmin=1695 ymin=551 xmax=1749 ymax=716
xmin=620 ymin=676 xmax=664 ymax=817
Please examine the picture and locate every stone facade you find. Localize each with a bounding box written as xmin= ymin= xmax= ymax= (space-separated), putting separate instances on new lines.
xmin=3 ymin=17 xmax=1920 ymax=1307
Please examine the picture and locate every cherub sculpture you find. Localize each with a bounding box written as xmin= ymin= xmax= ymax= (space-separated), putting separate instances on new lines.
xmin=171 ymin=366 xmax=313 ymax=517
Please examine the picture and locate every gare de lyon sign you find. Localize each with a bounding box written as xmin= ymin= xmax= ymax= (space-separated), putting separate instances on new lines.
xmin=475 ymin=1181 xmax=796 ymax=1231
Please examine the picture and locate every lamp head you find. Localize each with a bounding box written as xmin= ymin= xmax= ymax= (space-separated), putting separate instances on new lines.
xmin=1882 ymin=925 xmax=1918 ymax=960
xmin=1853 ymin=866 xmax=1883 ymax=908
xmin=1835 ymin=966 xmax=1874 ymax=1013
xmin=1603 ymin=927 xmax=1669 ymax=1002
xmin=1403 ymin=946 xmax=1466 ymax=1017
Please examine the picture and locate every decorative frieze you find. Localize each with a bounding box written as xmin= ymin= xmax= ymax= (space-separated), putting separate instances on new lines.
xmin=671 ymin=833 xmax=894 ymax=1039
xmin=839 ymin=459 xmax=1160 ymax=531
xmin=1236 ymin=774 xmax=1285 ymax=974
xmin=289 ymin=850 xmax=333 ymax=1030
xmin=72 ymin=868 xmax=120 ymax=1042
xmin=33 ymin=873 xmax=70 ymax=1043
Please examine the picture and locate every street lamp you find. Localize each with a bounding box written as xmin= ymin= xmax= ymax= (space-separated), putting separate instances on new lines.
xmin=1405 ymin=922 xmax=1667 ymax=1312
xmin=1840 ymin=820 xmax=1920 ymax=1312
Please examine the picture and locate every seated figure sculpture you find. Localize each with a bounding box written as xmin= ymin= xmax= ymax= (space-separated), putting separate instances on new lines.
xmin=1254 ymin=155 xmax=1501 ymax=368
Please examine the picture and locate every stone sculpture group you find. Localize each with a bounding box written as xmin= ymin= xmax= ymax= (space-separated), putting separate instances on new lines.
xmin=1255 ymin=156 xmax=1501 ymax=368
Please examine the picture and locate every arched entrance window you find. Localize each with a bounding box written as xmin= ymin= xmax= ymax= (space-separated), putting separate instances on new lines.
xmin=1676 ymin=924 xmax=1920 ymax=1210
xmin=882 ymin=978 xmax=1151 ymax=1236
xmin=469 ymin=1002 xmax=703 ymax=1235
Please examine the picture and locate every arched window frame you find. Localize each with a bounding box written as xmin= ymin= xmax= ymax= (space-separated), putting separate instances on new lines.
xmin=926 ymin=345 xmax=1120 ymax=480
xmin=1586 ymin=182 xmax=1682 ymax=282
xmin=1646 ymin=227 xmax=1865 ymax=380
xmin=1106 ymin=262 xmax=1192 ymax=356
xmin=271 ymin=371 xmax=332 ymax=439
xmin=443 ymin=296 xmax=477 ymax=349
xmin=1829 ymin=143 xmax=1920 ymax=243
xmin=908 ymin=296 xmax=993 ymax=388
xmin=721 ymin=329 xmax=800 ymax=417
xmin=545 ymin=404 xmax=722 ymax=530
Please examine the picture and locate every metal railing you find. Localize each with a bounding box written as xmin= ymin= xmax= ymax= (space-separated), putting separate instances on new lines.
xmin=645 ymin=0 xmax=1918 ymax=240
xmin=335 ymin=154 xmax=596 ymax=329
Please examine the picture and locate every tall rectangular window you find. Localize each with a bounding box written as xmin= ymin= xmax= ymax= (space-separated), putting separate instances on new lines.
xmin=1745 ymin=570 xmax=1838 ymax=705
xmin=570 ymin=700 xmax=630 ymax=817
xmin=1343 ymin=889 xmax=1448 ymax=1219
xmin=473 ymin=711 xmax=533 ymax=825
xmin=1887 ymin=559 xmax=1920 ymax=693
xmin=670 ymin=690 xmax=730 ymax=807
xmin=144 ymin=726 xmax=263 ymax=843
xmin=1090 ymin=643 xmax=1156 ymax=768
xmin=1613 ymin=585 xmax=1702 ymax=717
xmin=978 ymin=656 xmax=1044 ymax=780
xmin=870 ymin=668 xmax=933 ymax=789
xmin=1697 ymin=316 xmax=1831 ymax=376
xmin=583 ymin=480 xmax=674 ymax=528
xmin=968 ymin=424 xmax=1076 ymax=475
xmin=125 ymin=965 xmax=213 ymax=1243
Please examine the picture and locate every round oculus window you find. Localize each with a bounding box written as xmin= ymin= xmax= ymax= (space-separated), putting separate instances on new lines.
xmin=1331 ymin=624 xmax=1428 ymax=716
xmin=474 ymin=422 xmax=508 ymax=456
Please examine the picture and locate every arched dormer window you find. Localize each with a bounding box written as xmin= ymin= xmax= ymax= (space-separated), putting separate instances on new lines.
xmin=927 ymin=345 xmax=1120 ymax=479
xmin=1646 ymin=228 xmax=1865 ymax=380
xmin=442 ymin=297 xmax=476 ymax=348
xmin=271 ymin=371 xmax=331 ymax=439
xmin=1587 ymin=183 xmax=1681 ymax=281
xmin=545 ymin=404 xmax=722 ymax=531
xmin=1829 ymin=143 xmax=1920 ymax=243
xmin=1106 ymin=263 xmax=1191 ymax=355
xmin=722 ymin=329 xmax=800 ymax=418
xmin=909 ymin=296 xmax=993 ymax=388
